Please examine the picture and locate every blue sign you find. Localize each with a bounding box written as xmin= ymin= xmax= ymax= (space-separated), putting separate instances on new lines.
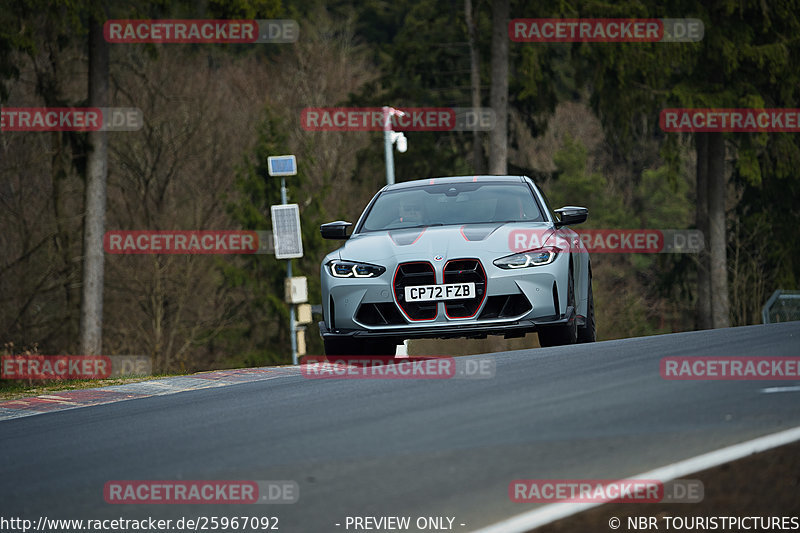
xmin=267 ymin=155 xmax=297 ymax=176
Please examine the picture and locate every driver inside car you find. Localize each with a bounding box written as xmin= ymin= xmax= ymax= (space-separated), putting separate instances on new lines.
xmin=399 ymin=202 xmax=426 ymax=224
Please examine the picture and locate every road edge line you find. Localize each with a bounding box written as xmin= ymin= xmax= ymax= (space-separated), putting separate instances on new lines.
xmin=472 ymin=425 xmax=800 ymax=533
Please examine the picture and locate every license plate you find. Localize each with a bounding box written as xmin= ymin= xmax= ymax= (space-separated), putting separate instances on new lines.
xmin=404 ymin=283 xmax=475 ymax=302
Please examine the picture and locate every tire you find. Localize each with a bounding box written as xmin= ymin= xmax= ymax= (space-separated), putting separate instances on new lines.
xmin=537 ymin=265 xmax=578 ymax=347
xmin=323 ymin=337 xmax=397 ymax=356
xmin=577 ymin=273 xmax=596 ymax=343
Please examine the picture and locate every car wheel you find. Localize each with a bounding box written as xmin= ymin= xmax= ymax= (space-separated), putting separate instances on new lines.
xmin=538 ymin=265 xmax=578 ymax=347
xmin=323 ymin=337 xmax=397 ymax=356
xmin=577 ymin=273 xmax=596 ymax=343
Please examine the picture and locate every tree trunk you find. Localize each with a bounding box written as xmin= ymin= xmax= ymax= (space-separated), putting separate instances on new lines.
xmin=695 ymin=133 xmax=712 ymax=329
xmin=465 ymin=0 xmax=484 ymax=174
xmin=79 ymin=15 xmax=109 ymax=355
xmin=488 ymin=0 xmax=508 ymax=175
xmin=707 ymin=132 xmax=730 ymax=328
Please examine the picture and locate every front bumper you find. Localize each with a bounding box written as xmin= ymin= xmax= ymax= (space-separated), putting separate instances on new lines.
xmin=323 ymin=253 xmax=571 ymax=327
xmin=319 ymin=305 xmax=576 ymax=342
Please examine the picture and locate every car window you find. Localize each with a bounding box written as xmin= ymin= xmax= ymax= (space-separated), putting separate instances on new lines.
xmin=360 ymin=182 xmax=544 ymax=231
xmin=534 ymin=184 xmax=558 ymax=223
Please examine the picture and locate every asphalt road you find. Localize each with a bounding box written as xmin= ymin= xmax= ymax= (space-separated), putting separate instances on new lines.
xmin=2 ymin=322 xmax=800 ymax=532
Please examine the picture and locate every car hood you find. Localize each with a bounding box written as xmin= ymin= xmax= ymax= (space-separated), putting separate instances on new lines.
xmin=335 ymin=222 xmax=555 ymax=263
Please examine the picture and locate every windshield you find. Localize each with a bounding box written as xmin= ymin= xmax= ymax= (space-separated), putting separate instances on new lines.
xmin=359 ymin=182 xmax=544 ymax=232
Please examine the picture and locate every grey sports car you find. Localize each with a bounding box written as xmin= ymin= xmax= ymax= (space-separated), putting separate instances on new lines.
xmin=318 ymin=175 xmax=595 ymax=355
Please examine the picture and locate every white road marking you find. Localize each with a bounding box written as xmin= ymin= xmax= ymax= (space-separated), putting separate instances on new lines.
xmin=472 ymin=425 xmax=800 ymax=533
xmin=761 ymin=385 xmax=800 ymax=394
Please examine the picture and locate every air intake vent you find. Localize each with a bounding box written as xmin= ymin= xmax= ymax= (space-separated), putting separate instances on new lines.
xmin=478 ymin=294 xmax=532 ymax=319
xmin=356 ymin=303 xmax=406 ymax=325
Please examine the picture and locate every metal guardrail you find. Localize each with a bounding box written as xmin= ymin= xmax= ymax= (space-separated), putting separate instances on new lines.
xmin=762 ymin=289 xmax=800 ymax=324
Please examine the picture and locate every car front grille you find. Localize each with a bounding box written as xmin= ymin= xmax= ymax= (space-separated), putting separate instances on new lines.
xmin=443 ymin=259 xmax=486 ymax=318
xmin=394 ymin=262 xmax=437 ymax=320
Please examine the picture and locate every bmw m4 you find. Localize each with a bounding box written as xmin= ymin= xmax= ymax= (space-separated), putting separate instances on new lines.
xmin=319 ymin=175 xmax=595 ymax=355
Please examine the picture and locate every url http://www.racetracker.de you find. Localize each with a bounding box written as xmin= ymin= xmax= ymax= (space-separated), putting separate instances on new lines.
xmin=0 ymin=515 xmax=280 ymax=533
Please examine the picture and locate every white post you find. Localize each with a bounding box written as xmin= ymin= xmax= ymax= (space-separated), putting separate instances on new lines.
xmin=381 ymin=106 xmax=410 ymax=357
xmin=280 ymin=176 xmax=298 ymax=365
xmin=383 ymin=106 xmax=395 ymax=185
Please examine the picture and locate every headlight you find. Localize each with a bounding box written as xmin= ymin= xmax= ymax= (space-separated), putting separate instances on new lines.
xmin=328 ymin=260 xmax=386 ymax=278
xmin=494 ymin=247 xmax=558 ymax=269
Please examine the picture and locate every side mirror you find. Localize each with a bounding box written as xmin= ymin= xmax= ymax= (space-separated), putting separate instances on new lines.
xmin=320 ymin=221 xmax=352 ymax=240
xmin=554 ymin=206 xmax=588 ymax=228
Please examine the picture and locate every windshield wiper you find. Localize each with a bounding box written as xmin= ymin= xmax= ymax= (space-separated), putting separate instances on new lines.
xmin=390 ymin=223 xmax=446 ymax=230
